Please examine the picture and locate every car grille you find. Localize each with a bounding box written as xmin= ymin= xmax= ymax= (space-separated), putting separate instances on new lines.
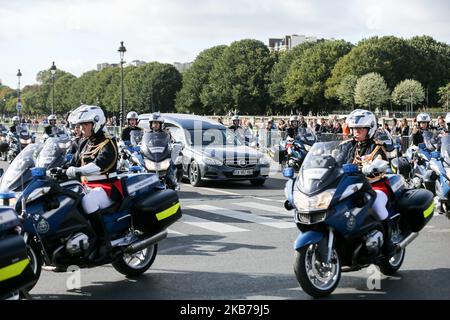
xmin=224 ymin=158 xmax=258 ymax=168
xmin=296 ymin=210 xmax=327 ymax=225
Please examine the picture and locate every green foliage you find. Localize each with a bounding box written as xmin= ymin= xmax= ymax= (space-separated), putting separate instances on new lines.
xmin=354 ymin=73 xmax=390 ymax=109
xmin=392 ymin=79 xmax=425 ymax=107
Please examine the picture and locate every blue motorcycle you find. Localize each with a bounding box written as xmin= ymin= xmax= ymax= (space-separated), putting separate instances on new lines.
xmin=430 ymin=135 xmax=450 ymax=220
xmin=0 ymin=165 xmax=182 ymax=291
xmin=283 ymin=141 xmax=434 ymax=298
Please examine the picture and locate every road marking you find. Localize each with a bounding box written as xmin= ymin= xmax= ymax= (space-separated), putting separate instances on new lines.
xmin=167 ymin=229 xmax=187 ymax=237
xmin=237 ymin=202 xmax=292 ymax=216
xmin=182 ymin=184 xmax=240 ymax=196
xmin=253 ymin=197 xmax=285 ymax=203
xmin=181 ymin=214 xmax=249 ymax=233
xmin=187 ymin=204 xmax=295 ymax=229
xmin=427 ymin=228 xmax=450 ymax=233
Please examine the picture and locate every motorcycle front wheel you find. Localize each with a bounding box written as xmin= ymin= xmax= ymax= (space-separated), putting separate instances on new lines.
xmin=112 ymin=244 xmax=157 ymax=277
xmin=25 ymin=240 xmax=43 ymax=292
xmin=294 ymin=244 xmax=341 ymax=298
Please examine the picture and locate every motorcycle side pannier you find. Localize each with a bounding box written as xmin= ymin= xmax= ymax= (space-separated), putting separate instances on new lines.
xmin=0 ymin=234 xmax=36 ymax=299
xmin=131 ymin=189 xmax=182 ymax=233
xmin=397 ymin=189 xmax=434 ymax=232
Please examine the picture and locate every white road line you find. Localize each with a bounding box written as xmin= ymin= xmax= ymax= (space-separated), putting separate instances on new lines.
xmin=427 ymin=228 xmax=450 ymax=233
xmin=182 ymin=184 xmax=240 ymax=196
xmin=237 ymin=202 xmax=292 ymax=216
xmin=167 ymin=229 xmax=187 ymax=237
xmin=187 ymin=204 xmax=295 ymax=229
xmin=181 ymin=214 xmax=249 ymax=233
xmin=253 ymin=197 xmax=286 ymax=203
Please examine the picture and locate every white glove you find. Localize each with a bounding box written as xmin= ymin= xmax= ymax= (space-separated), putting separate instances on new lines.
xmin=362 ymin=159 xmax=389 ymax=176
xmin=66 ymin=166 xmax=78 ymax=178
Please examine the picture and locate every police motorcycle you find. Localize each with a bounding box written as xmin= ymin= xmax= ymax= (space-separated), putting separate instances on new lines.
xmin=284 ymin=128 xmax=317 ymax=171
xmin=429 ymin=135 xmax=450 ymax=220
xmin=0 ymin=124 xmax=9 ymax=161
xmin=117 ymin=130 xmax=146 ymax=174
xmin=283 ymin=141 xmax=434 ymax=298
xmin=141 ymin=131 xmax=182 ymax=190
xmin=393 ymin=131 xmax=438 ymax=193
xmin=0 ymin=127 xmax=72 ymax=194
xmin=0 ymin=166 xmax=182 ymax=291
xmin=0 ymin=206 xmax=36 ymax=299
xmin=6 ymin=124 xmax=36 ymax=164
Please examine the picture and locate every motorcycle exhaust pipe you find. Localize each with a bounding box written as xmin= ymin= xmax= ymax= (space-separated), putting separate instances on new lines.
xmin=396 ymin=232 xmax=419 ymax=250
xmin=124 ymin=230 xmax=168 ymax=254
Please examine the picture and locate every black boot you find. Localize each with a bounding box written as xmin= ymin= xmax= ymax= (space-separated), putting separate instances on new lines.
xmin=381 ymin=219 xmax=396 ymax=256
xmin=89 ymin=211 xmax=112 ymax=261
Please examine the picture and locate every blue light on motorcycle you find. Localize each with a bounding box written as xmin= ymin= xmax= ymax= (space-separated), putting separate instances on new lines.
xmin=130 ymin=166 xmax=142 ymax=172
xmin=283 ymin=167 xmax=294 ymax=178
xmin=66 ymin=153 xmax=73 ymax=162
xmin=431 ymin=151 xmax=440 ymax=158
xmin=0 ymin=192 xmax=16 ymax=199
xmin=343 ymin=163 xmax=359 ymax=174
xmin=31 ymin=167 xmax=46 ymax=178
xmin=133 ymin=146 xmax=141 ymax=153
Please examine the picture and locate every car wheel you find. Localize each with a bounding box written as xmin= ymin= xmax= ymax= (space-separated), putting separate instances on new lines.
xmin=250 ymin=178 xmax=266 ymax=186
xmin=189 ymin=161 xmax=204 ymax=187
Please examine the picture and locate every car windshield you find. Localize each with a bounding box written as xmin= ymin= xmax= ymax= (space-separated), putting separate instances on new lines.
xmin=186 ymin=129 xmax=241 ymax=147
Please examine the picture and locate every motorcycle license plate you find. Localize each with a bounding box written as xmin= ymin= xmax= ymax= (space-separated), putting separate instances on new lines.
xmin=233 ymin=169 xmax=253 ymax=176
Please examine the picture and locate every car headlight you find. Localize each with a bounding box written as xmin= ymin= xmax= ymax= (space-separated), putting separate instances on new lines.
xmin=293 ymin=189 xmax=336 ymax=212
xmin=144 ymin=158 xmax=171 ymax=171
xmin=203 ymin=157 xmax=222 ymax=166
xmin=259 ymin=156 xmax=270 ymax=165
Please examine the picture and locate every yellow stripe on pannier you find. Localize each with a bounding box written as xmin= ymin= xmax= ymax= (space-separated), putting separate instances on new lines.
xmin=424 ymin=202 xmax=434 ymax=218
xmin=156 ymin=202 xmax=181 ymax=221
xmin=0 ymin=258 xmax=30 ymax=281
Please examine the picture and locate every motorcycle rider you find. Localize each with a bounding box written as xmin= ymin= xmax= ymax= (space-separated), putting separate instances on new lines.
xmin=65 ymin=105 xmax=121 ymax=260
xmin=44 ymin=114 xmax=58 ymax=136
xmin=339 ymin=109 xmax=395 ymax=255
xmin=121 ymin=111 xmax=142 ymax=143
xmin=412 ymin=112 xmax=432 ymax=146
xmin=8 ymin=116 xmax=20 ymax=134
xmin=286 ymin=115 xmax=300 ymax=139
xmin=148 ymin=113 xmax=179 ymax=190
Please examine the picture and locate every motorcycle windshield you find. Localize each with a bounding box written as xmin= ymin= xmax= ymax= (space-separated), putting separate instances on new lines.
xmin=373 ymin=128 xmax=395 ymax=152
xmin=130 ymin=130 xmax=143 ymax=146
xmin=142 ymin=131 xmax=171 ymax=162
xmin=50 ymin=125 xmax=69 ymax=137
xmin=441 ymin=135 xmax=450 ymax=166
xmin=0 ymin=143 xmax=43 ymax=192
xmin=35 ymin=137 xmax=66 ymax=168
xmin=296 ymin=128 xmax=317 ymax=146
xmin=295 ymin=141 xmax=344 ymax=195
xmin=17 ymin=124 xmax=31 ymax=141
xmin=423 ymin=131 xmax=437 ymax=151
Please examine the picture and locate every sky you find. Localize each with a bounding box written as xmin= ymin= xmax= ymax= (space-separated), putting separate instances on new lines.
xmin=0 ymin=0 xmax=449 ymax=88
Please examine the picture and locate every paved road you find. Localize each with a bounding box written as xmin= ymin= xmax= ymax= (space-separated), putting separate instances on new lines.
xmin=1 ymin=160 xmax=450 ymax=300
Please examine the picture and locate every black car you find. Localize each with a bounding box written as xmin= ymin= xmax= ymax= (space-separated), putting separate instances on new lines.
xmin=138 ymin=113 xmax=271 ymax=187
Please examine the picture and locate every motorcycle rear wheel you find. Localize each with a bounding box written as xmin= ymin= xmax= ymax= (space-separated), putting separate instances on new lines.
xmin=112 ymin=244 xmax=157 ymax=277
xmin=377 ymin=248 xmax=405 ymax=276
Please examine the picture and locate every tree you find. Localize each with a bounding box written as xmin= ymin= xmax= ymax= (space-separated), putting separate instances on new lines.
xmin=201 ymin=39 xmax=274 ymax=115
xmin=335 ymin=74 xmax=358 ymax=108
xmin=326 ymin=36 xmax=417 ymax=100
xmin=175 ymin=45 xmax=227 ymax=113
xmin=354 ymin=73 xmax=390 ymax=110
xmin=284 ymin=40 xmax=353 ymax=113
xmin=392 ymin=79 xmax=425 ymax=112
xmin=437 ymin=83 xmax=450 ymax=111
xmin=268 ymin=41 xmax=318 ymax=114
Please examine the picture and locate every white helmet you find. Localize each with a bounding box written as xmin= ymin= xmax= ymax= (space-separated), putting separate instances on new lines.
xmin=416 ymin=113 xmax=431 ymax=123
xmin=12 ymin=116 xmax=20 ymax=124
xmin=48 ymin=114 xmax=57 ymax=123
xmin=126 ymin=111 xmax=138 ymax=120
xmin=346 ymin=109 xmax=377 ymax=139
xmin=69 ymin=105 xmax=106 ymax=134
xmin=445 ymin=113 xmax=450 ymax=125
xmin=231 ymin=115 xmax=240 ymax=121
xmin=149 ymin=113 xmax=164 ymax=127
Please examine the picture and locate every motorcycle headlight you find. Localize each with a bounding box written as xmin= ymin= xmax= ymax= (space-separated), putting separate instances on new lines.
xmin=293 ymin=189 xmax=336 ymax=212
xmin=203 ymin=157 xmax=222 ymax=166
xmin=144 ymin=158 xmax=171 ymax=171
xmin=20 ymin=138 xmax=31 ymax=144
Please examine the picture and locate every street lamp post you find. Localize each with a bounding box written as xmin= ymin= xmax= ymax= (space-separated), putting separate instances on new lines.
xmin=16 ymin=69 xmax=22 ymax=118
xmin=50 ymin=62 xmax=57 ymax=115
xmin=118 ymin=41 xmax=127 ymax=130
